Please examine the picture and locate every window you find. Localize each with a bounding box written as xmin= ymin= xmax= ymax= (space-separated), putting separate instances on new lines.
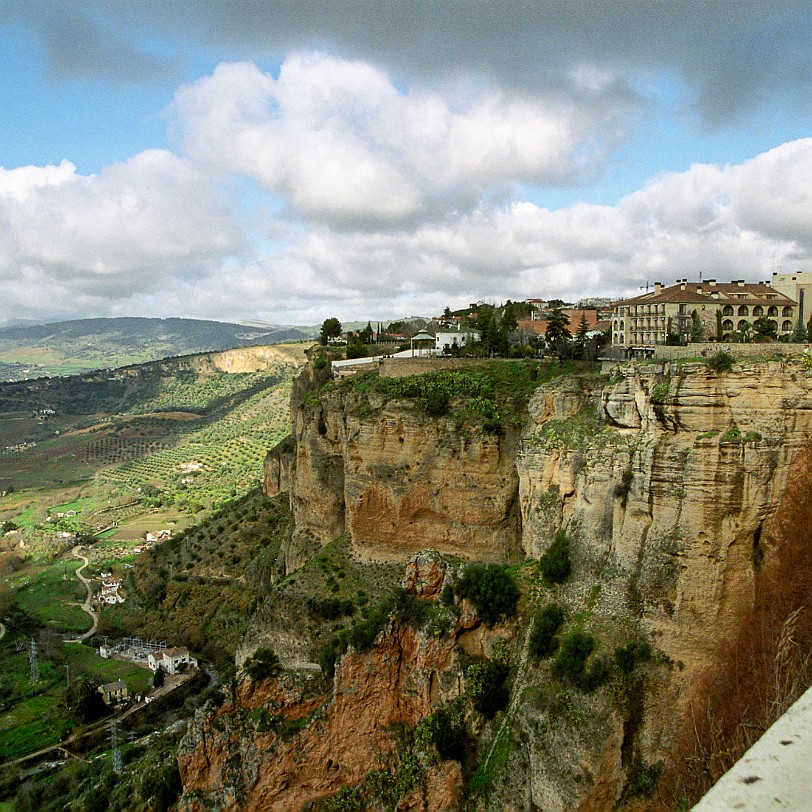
xmin=738 ymin=320 xmax=749 ymax=331
xmin=722 ymin=319 xmax=734 ymax=331
xmin=783 ymin=306 xmax=793 ymax=317
xmin=738 ymin=305 xmax=749 ymax=316
xmin=767 ymin=306 xmax=778 ymax=317
xmin=753 ymin=305 xmax=763 ymax=316
xmin=722 ymin=305 xmax=734 ymax=316
xmin=782 ymin=320 xmax=793 ymax=332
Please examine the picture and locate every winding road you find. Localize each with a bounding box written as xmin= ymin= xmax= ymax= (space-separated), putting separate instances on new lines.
xmin=66 ymin=546 xmax=99 ymax=642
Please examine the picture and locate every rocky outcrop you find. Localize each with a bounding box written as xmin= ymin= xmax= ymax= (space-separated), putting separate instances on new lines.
xmin=179 ymin=574 xmax=481 ymax=811
xmin=272 ymin=382 xmax=522 ymax=563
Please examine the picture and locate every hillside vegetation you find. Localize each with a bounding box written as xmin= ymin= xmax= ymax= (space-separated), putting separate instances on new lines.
xmin=0 ymin=317 xmax=317 ymax=381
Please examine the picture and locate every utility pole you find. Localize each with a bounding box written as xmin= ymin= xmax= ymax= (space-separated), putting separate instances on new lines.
xmin=29 ymin=639 xmax=40 ymax=683
xmin=111 ymin=720 xmax=122 ymax=774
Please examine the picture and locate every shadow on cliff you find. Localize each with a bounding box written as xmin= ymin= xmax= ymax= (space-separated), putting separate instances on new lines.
xmin=666 ymin=438 xmax=812 ymax=807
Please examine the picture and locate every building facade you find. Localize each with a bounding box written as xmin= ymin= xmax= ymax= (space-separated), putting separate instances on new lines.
xmin=612 ymin=280 xmax=797 ymax=346
xmin=771 ymin=271 xmax=812 ymax=327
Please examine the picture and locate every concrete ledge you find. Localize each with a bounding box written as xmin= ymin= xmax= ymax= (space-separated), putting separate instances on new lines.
xmin=693 ymin=684 xmax=812 ymax=810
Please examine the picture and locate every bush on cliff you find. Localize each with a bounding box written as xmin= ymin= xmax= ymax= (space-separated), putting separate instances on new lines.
xmin=706 ymin=350 xmax=734 ymax=373
xmin=466 ymin=659 xmax=510 ymax=718
xmin=529 ymin=603 xmax=565 ymax=659
xmin=454 ymin=564 xmax=520 ymax=627
xmin=243 ymin=647 xmax=281 ymax=681
xmin=539 ymin=530 xmax=571 ymax=584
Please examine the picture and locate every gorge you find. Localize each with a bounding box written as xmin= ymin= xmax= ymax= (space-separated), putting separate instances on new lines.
xmin=179 ymin=354 xmax=812 ymax=810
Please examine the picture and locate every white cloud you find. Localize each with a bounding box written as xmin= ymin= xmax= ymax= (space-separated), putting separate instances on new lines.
xmin=168 ymin=54 xmax=615 ymax=225
xmin=0 ymin=150 xmax=242 ymax=318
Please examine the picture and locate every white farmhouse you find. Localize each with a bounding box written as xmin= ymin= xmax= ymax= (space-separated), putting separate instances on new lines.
xmin=147 ymin=646 xmax=198 ymax=675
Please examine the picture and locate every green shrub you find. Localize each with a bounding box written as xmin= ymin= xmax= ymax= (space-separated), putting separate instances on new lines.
xmin=454 ymin=564 xmax=520 ymax=627
xmin=243 ymin=647 xmax=281 ymax=681
xmin=706 ymin=351 xmax=734 ymax=373
xmin=529 ymin=603 xmax=565 ymax=659
xmin=614 ymin=640 xmax=652 ymax=675
xmin=623 ymin=761 xmax=665 ymax=800
xmin=551 ymin=630 xmax=594 ymax=684
xmin=417 ymin=709 xmax=468 ymax=762
xmin=466 ymin=660 xmax=510 ymax=718
xmin=539 ymin=529 xmax=571 ymax=584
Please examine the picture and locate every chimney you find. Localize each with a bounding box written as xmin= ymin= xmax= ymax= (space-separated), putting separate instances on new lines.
xmin=696 ymin=285 xmax=703 ymax=293
xmin=737 ymin=280 xmax=745 ymax=287
xmin=654 ymin=281 xmax=662 ymax=294
xmin=679 ymin=280 xmax=686 ymax=291
xmin=708 ymin=279 xmax=716 ymax=287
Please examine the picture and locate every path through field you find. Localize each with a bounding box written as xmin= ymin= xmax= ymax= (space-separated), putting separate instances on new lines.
xmin=66 ymin=546 xmax=98 ymax=642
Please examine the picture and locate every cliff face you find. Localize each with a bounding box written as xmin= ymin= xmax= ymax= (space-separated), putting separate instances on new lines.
xmin=268 ymin=383 xmax=521 ymax=563
xmin=189 ymin=358 xmax=812 ymax=809
xmin=519 ymin=361 xmax=812 ymax=680
xmin=179 ymin=554 xmax=493 ymax=811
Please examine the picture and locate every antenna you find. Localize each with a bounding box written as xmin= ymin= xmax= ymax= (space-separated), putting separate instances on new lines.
xmin=639 ymin=281 xmax=651 ymax=293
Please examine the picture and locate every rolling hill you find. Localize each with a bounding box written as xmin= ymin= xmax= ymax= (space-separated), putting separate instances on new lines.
xmin=0 ymin=317 xmax=318 ymax=381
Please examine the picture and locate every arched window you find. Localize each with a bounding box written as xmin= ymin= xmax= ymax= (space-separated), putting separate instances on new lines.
xmin=782 ymin=320 xmax=793 ymax=332
xmin=753 ymin=305 xmax=763 ymax=316
xmin=738 ymin=305 xmax=749 ymax=316
xmin=737 ymin=320 xmax=749 ymax=331
xmin=783 ymin=306 xmax=793 ymax=317
xmin=767 ymin=305 xmax=778 ymax=317
xmin=722 ymin=319 xmax=734 ymax=331
xmin=722 ymin=333 xmax=731 ymax=341
xmin=768 ymin=319 xmax=778 ymax=332
xmin=722 ymin=305 xmax=734 ymax=316
xmin=620 ymin=320 xmax=625 ymax=331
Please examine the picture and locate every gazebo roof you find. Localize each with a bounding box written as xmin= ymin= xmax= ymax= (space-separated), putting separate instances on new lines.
xmin=411 ymin=330 xmax=435 ymax=342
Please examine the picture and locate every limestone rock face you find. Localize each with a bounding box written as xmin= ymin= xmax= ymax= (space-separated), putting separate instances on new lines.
xmin=519 ymin=362 xmax=812 ymax=675
xmin=178 ymin=621 xmax=466 ymax=811
xmin=278 ymin=386 xmax=521 ymax=562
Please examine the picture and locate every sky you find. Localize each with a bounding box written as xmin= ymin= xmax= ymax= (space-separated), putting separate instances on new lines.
xmin=1 ymin=1 xmax=811 ymax=327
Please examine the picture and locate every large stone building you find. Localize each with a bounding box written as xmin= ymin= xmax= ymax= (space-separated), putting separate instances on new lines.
xmin=771 ymin=271 xmax=812 ymax=326
xmin=612 ymin=279 xmax=797 ymax=346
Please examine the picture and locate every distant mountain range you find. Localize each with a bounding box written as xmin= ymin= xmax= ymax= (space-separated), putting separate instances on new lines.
xmin=0 ymin=317 xmax=318 ymax=381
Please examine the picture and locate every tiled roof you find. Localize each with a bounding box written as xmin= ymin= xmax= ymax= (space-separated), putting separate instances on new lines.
xmin=518 ymin=309 xmax=603 ymax=336
xmin=617 ymin=282 xmax=796 ymax=307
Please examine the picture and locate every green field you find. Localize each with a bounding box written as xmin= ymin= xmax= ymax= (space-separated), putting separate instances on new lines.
xmin=0 ymin=343 xmax=305 ymax=762
xmin=0 ymin=644 xmax=151 ymax=761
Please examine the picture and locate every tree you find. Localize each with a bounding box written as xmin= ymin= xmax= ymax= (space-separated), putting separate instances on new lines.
xmin=715 ymin=309 xmax=723 ymax=341
xmin=792 ymin=320 xmax=808 ymax=343
xmin=243 ymin=647 xmax=282 ymax=681
xmin=574 ymin=313 xmax=590 ymax=358
xmin=690 ymin=310 xmax=705 ymax=343
xmin=359 ymin=321 xmax=374 ymax=344
xmin=544 ymin=306 xmax=571 ymax=347
xmin=539 ymin=529 xmax=571 ymax=583
xmin=753 ymin=317 xmax=777 ymax=341
xmin=454 ymin=564 xmax=519 ymax=627
xmin=319 ymin=317 xmax=343 ymax=345
xmin=153 ymin=665 xmax=165 ymax=689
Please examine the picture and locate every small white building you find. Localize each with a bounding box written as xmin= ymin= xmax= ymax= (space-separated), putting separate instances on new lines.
xmin=148 ymin=646 xmax=198 ymax=675
xmin=435 ymin=330 xmax=480 ymax=354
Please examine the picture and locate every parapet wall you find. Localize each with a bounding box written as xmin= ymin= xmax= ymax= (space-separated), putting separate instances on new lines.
xmin=653 ymin=342 xmax=810 ymax=360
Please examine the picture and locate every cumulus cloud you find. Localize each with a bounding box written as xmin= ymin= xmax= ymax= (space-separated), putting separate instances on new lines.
xmin=167 ymin=55 xmax=616 ymax=225
xmin=0 ymin=150 xmax=242 ymax=319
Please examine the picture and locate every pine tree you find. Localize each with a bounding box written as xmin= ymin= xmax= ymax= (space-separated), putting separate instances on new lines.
xmin=793 ymin=320 xmax=808 ymax=343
